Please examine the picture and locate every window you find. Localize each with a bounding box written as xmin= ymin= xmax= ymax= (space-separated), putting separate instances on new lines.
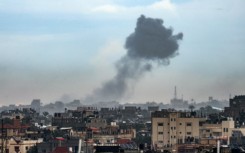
xmin=179 ymin=132 xmax=182 ymax=134
xmin=171 ymin=118 xmax=173 ymax=121
xmin=186 ymin=123 xmax=192 ymax=126
xmin=158 ymin=141 xmax=163 ymax=143
xmin=26 ymin=146 xmax=28 ymax=150
xmin=223 ymin=128 xmax=228 ymax=132
xmin=179 ymin=123 xmax=182 ymax=125
xmin=158 ymin=123 xmax=163 ymax=126
xmin=224 ymin=128 xmax=228 ymax=132
xmin=158 ymin=132 xmax=163 ymax=134
xmin=187 ymin=132 xmax=192 ymax=135
xmin=14 ymin=147 xmax=20 ymax=152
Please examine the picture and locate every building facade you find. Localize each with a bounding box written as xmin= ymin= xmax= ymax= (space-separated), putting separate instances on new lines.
xmin=224 ymin=95 xmax=245 ymax=122
xmin=199 ymin=118 xmax=234 ymax=145
xmin=151 ymin=110 xmax=205 ymax=151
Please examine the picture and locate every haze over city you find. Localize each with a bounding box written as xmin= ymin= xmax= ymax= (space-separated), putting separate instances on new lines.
xmin=0 ymin=0 xmax=245 ymax=105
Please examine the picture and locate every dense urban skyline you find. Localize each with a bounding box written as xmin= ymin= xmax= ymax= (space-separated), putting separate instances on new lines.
xmin=0 ymin=0 xmax=245 ymax=105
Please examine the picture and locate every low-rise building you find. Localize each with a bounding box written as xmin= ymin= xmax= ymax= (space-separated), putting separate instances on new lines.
xmin=86 ymin=118 xmax=107 ymax=129
xmin=199 ymin=118 xmax=234 ymax=145
xmin=0 ymin=115 xmax=30 ymax=138
xmin=0 ymin=137 xmax=42 ymax=153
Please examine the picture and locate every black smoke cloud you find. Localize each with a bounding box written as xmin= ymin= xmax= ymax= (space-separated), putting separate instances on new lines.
xmin=84 ymin=15 xmax=183 ymax=103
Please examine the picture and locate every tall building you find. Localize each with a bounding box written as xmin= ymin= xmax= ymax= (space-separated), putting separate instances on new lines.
xmin=224 ymin=95 xmax=245 ymax=121
xmin=170 ymin=86 xmax=188 ymax=109
xmin=30 ymin=99 xmax=41 ymax=112
xmin=151 ymin=109 xmax=205 ymax=152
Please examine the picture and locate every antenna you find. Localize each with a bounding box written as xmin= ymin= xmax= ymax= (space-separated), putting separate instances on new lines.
xmin=174 ymin=86 xmax=177 ymax=99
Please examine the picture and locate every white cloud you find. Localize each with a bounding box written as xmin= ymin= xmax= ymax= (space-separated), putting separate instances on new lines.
xmin=0 ymin=0 xmax=176 ymax=16
xmin=0 ymin=0 xmax=101 ymax=14
xmin=149 ymin=0 xmax=176 ymax=11
xmin=91 ymin=4 xmax=124 ymax=13
xmin=90 ymin=0 xmax=176 ymax=15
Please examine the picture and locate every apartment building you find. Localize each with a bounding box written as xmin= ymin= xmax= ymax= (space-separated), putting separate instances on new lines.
xmin=200 ymin=118 xmax=234 ymax=145
xmin=0 ymin=137 xmax=43 ymax=153
xmin=224 ymin=95 xmax=245 ymax=122
xmin=86 ymin=118 xmax=107 ymax=129
xmin=0 ymin=115 xmax=30 ymax=138
xmin=151 ymin=109 xmax=205 ymax=151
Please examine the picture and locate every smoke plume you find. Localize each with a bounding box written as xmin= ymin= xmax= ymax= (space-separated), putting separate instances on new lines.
xmin=84 ymin=15 xmax=183 ymax=103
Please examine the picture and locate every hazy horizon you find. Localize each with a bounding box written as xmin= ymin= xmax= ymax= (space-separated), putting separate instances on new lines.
xmin=0 ymin=0 xmax=245 ymax=105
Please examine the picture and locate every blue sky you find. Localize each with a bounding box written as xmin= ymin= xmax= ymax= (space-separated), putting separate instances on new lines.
xmin=0 ymin=0 xmax=245 ymax=105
